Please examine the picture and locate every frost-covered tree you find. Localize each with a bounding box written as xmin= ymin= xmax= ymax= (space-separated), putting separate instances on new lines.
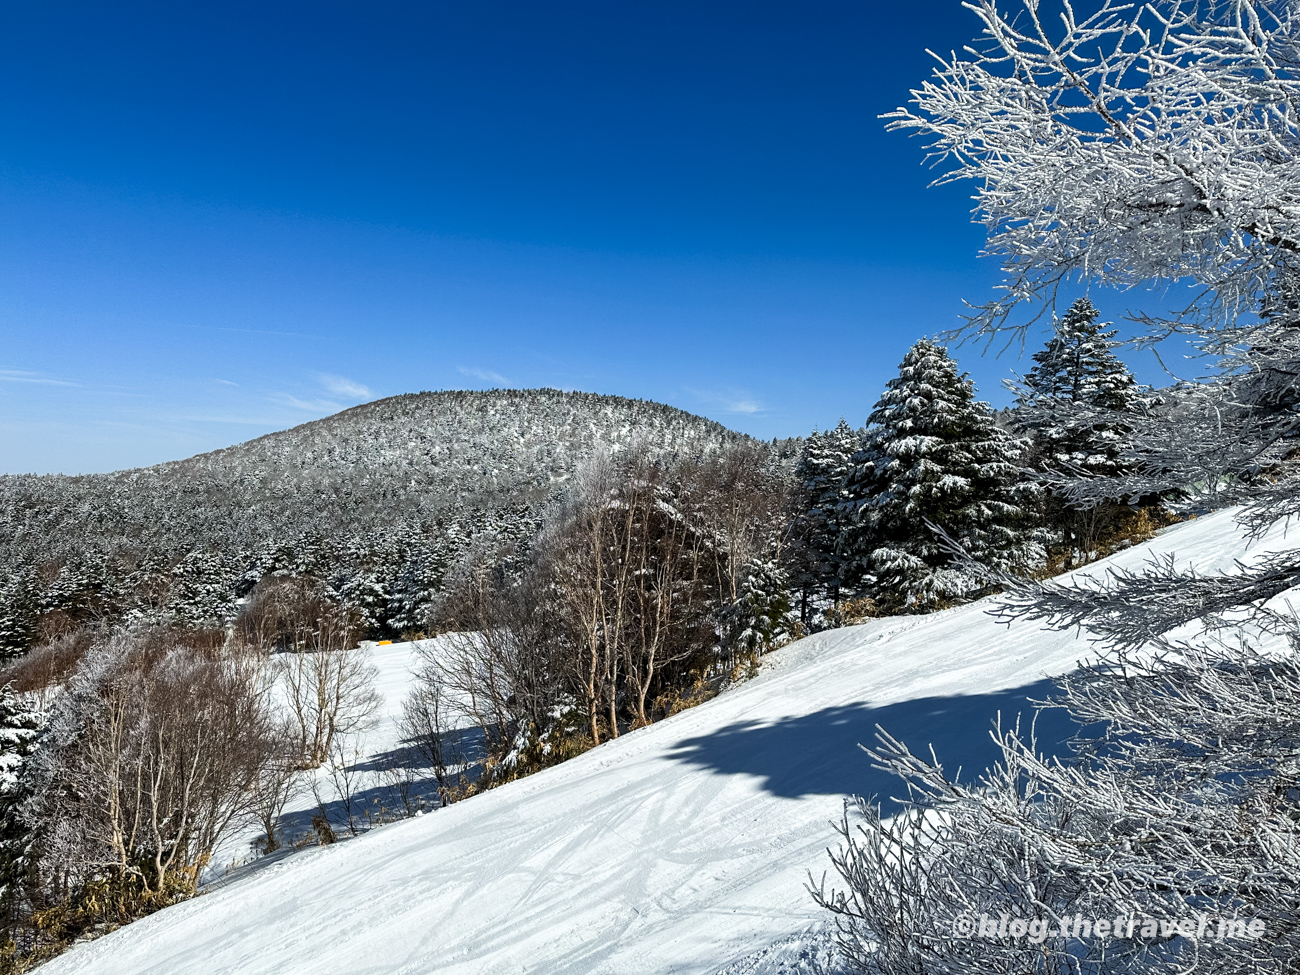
xmin=0 ymin=569 xmax=37 ymax=660
xmin=884 ymin=0 xmax=1300 ymax=343
xmin=724 ymin=559 xmax=795 ymax=655
xmin=813 ymin=635 xmax=1300 ymax=974
xmin=0 ymin=687 xmax=43 ymax=800
xmin=40 ymin=553 xmax=121 ymax=633
xmin=0 ymin=683 xmax=44 ymax=928
xmin=1012 ymin=297 xmax=1154 ymax=566
xmin=385 ymin=540 xmax=449 ymax=637
xmin=789 ymin=420 xmax=863 ymax=612
xmin=844 ymin=340 xmax=1039 ymax=610
xmin=1014 ymin=297 xmax=1142 ymax=476
xmin=816 ymin=1 xmax=1300 ymax=970
xmin=166 ymin=550 xmax=240 ymax=629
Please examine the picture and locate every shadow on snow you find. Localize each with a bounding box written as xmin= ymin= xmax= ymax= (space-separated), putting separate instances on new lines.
xmin=666 ymin=677 xmax=1077 ymax=802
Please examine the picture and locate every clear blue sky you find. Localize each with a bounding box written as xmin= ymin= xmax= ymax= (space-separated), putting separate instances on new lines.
xmin=0 ymin=0 xmax=1172 ymax=474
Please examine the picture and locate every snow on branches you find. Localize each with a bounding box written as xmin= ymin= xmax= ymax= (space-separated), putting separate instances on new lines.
xmin=886 ymin=0 xmax=1300 ymax=340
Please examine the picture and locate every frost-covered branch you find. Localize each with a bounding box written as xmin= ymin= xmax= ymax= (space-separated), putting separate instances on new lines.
xmin=886 ymin=0 xmax=1300 ymax=341
xmin=815 ymin=634 xmax=1300 ymax=972
xmin=992 ymin=549 xmax=1300 ymax=648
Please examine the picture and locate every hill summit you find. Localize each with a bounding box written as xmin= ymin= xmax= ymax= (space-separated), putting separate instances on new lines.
xmin=0 ymin=389 xmax=756 ymax=647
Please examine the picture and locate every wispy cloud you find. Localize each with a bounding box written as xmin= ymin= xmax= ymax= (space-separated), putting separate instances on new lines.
xmin=318 ymin=373 xmax=373 ymax=399
xmin=277 ymin=394 xmax=344 ymax=413
xmin=179 ymin=324 xmax=318 ymax=339
xmin=458 ymin=366 xmax=511 ymax=386
xmin=0 ymin=369 xmax=78 ymax=387
xmin=685 ymin=386 xmax=766 ymax=416
xmin=214 ymin=379 xmax=240 ymax=387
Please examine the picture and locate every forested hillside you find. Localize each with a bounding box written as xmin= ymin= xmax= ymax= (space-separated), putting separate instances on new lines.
xmin=0 ymin=390 xmax=758 ymax=649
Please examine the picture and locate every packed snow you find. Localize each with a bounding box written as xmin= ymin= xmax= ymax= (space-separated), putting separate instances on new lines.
xmin=38 ymin=507 xmax=1291 ymax=975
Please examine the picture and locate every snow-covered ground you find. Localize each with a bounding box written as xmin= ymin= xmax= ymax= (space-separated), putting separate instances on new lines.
xmin=39 ymin=508 xmax=1293 ymax=975
xmin=208 ymin=639 xmax=459 ymax=879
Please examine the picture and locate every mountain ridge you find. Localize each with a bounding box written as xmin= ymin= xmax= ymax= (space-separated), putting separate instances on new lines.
xmin=0 ymin=388 xmax=774 ymax=644
xmin=7 ymin=388 xmax=753 ymax=482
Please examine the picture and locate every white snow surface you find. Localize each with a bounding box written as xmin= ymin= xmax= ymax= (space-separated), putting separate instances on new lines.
xmin=207 ymin=638 xmax=446 ymax=878
xmin=38 ymin=508 xmax=1293 ymax=975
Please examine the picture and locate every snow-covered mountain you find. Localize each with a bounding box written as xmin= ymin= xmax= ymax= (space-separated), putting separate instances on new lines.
xmin=34 ymin=506 xmax=1281 ymax=975
xmin=0 ymin=390 xmax=765 ymax=642
xmin=2 ymin=389 xmax=751 ymax=545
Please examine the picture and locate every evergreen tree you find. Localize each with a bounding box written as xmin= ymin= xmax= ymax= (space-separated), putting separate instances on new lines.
xmin=725 ymin=559 xmax=795 ymax=655
xmin=846 ymin=339 xmax=1039 ymax=611
xmin=166 ymin=550 xmax=240 ymax=629
xmin=0 ymin=683 xmax=43 ymax=928
xmin=0 ymin=686 xmax=41 ymax=800
xmin=788 ymin=420 xmax=862 ymax=617
xmin=40 ymin=553 xmax=122 ymax=632
xmin=1013 ymin=298 xmax=1155 ymax=567
xmin=1013 ymin=297 xmax=1143 ymax=476
xmin=385 ymin=540 xmax=449 ymax=637
xmin=0 ymin=569 xmax=37 ymax=660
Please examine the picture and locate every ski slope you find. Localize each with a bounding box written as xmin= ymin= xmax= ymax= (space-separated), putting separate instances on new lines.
xmin=38 ymin=508 xmax=1292 ymax=975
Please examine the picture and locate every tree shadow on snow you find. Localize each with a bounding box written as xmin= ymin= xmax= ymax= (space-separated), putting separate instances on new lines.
xmin=267 ymin=727 xmax=491 ymax=851
xmin=666 ymin=678 xmax=1078 ymax=802
xmin=350 ymin=725 xmax=488 ymax=774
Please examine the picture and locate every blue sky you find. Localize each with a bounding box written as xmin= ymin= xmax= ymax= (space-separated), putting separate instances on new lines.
xmin=1 ymin=0 xmax=1174 ymax=474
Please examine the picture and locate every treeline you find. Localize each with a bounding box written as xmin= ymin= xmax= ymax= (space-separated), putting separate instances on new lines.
xmin=0 ymin=503 xmax=538 ymax=658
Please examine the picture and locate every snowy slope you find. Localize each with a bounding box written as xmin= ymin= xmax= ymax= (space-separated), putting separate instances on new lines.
xmin=38 ymin=508 xmax=1292 ymax=975
xmin=209 ymin=640 xmax=454 ymax=878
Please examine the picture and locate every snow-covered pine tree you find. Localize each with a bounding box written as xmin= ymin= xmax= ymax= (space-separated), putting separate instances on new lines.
xmin=166 ymin=550 xmax=240 ymax=629
xmin=0 ymin=568 xmax=37 ymax=660
xmin=335 ymin=570 xmax=389 ymax=637
xmin=1011 ymin=297 xmax=1154 ymax=566
xmin=1014 ymin=297 xmax=1142 ymax=475
xmin=384 ymin=539 xmax=449 ymax=638
xmin=0 ymin=686 xmax=41 ymax=802
xmin=846 ymin=339 xmax=1039 ymax=611
xmin=789 ymin=420 xmax=862 ymax=616
xmin=0 ymin=683 xmax=43 ymax=928
xmin=724 ymin=558 xmax=795 ymax=656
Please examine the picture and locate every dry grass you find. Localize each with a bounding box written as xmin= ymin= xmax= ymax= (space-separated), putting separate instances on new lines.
xmin=0 ymin=873 xmax=197 ymax=974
